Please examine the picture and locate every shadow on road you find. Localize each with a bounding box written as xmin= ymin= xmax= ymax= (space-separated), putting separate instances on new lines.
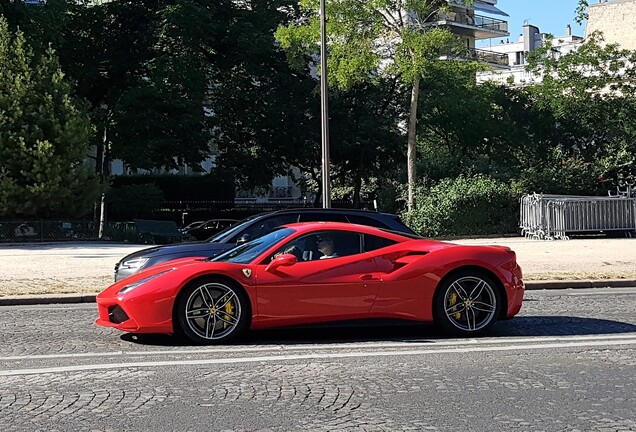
xmin=491 ymin=316 xmax=636 ymax=337
xmin=120 ymin=316 xmax=636 ymax=347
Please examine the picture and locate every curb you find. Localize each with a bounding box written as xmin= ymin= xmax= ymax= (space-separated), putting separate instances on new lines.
xmin=1 ymin=280 xmax=635 ymax=306
xmin=0 ymin=293 xmax=97 ymax=306
xmin=525 ymin=279 xmax=636 ymax=290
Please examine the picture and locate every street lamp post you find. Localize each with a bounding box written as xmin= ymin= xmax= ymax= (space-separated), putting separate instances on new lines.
xmin=320 ymin=0 xmax=331 ymax=208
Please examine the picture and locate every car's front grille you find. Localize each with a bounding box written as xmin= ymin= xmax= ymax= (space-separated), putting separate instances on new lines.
xmin=108 ymin=305 xmax=130 ymax=324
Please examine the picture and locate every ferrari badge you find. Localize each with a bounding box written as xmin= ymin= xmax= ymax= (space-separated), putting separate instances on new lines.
xmin=242 ymin=268 xmax=252 ymax=278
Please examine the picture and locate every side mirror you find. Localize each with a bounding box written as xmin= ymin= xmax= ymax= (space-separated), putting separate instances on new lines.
xmin=236 ymin=233 xmax=251 ymax=245
xmin=265 ymin=253 xmax=297 ymax=272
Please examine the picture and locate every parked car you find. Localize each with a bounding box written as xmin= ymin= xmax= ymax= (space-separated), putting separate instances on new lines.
xmin=97 ymin=222 xmax=524 ymax=343
xmin=114 ymin=208 xmax=417 ymax=281
xmin=183 ymin=218 xmax=239 ymax=240
xmin=179 ymin=221 xmax=205 ymax=233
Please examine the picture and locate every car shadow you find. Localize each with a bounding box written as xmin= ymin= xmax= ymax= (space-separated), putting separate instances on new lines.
xmin=120 ymin=316 xmax=636 ymax=347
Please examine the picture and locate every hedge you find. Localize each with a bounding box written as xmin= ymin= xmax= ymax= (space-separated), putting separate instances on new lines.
xmin=403 ymin=175 xmax=524 ymax=237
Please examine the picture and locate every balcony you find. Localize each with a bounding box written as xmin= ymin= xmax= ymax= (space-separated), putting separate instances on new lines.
xmin=464 ymin=48 xmax=509 ymax=67
xmin=435 ymin=12 xmax=509 ymax=39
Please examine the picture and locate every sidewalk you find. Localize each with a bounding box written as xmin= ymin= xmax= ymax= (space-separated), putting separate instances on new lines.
xmin=1 ymin=237 xmax=635 ymax=305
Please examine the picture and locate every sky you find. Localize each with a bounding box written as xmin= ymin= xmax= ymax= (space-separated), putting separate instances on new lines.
xmin=478 ymin=0 xmax=587 ymax=47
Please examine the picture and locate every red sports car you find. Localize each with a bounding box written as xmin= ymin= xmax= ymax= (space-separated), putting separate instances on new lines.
xmin=96 ymin=222 xmax=524 ymax=344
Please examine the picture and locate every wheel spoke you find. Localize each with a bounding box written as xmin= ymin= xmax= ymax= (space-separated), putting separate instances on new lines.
xmin=198 ymin=286 xmax=214 ymax=308
xmin=187 ymin=307 xmax=209 ymax=318
xmin=215 ymin=312 xmax=238 ymax=326
xmin=445 ymin=304 xmax=466 ymax=316
xmin=473 ymin=301 xmax=495 ymax=313
xmin=450 ymin=282 xmax=468 ymax=301
xmin=215 ymin=293 xmax=237 ymax=309
xmin=205 ymin=315 xmax=216 ymax=339
xmin=469 ymin=280 xmax=486 ymax=299
xmin=466 ymin=308 xmax=476 ymax=331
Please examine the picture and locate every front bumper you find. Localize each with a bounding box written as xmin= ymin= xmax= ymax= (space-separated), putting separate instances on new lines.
xmin=95 ymin=291 xmax=174 ymax=334
xmin=506 ymin=265 xmax=524 ymax=318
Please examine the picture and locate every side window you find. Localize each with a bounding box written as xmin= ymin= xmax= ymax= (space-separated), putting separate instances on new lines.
xmin=364 ymin=234 xmax=397 ymax=252
xmin=220 ymin=220 xmax=235 ymax=229
xmin=266 ymin=230 xmax=362 ymax=263
xmin=345 ymin=215 xmax=390 ymax=229
xmin=299 ymin=212 xmax=349 ymax=223
xmin=233 ymin=214 xmax=299 ymax=243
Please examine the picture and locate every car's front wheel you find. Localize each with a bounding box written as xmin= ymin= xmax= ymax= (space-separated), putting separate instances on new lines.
xmin=175 ymin=277 xmax=250 ymax=344
xmin=433 ymin=271 xmax=501 ymax=336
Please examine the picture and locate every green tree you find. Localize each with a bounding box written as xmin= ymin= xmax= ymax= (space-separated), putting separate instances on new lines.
xmin=524 ymin=34 xmax=636 ymax=192
xmin=111 ymin=0 xmax=223 ymax=171
xmin=0 ymin=18 xmax=99 ymax=217
xmin=276 ymin=0 xmax=470 ymax=210
xmin=328 ymin=81 xmax=404 ymax=207
xmin=576 ymin=0 xmax=588 ymax=24
xmin=209 ymin=0 xmax=321 ymax=195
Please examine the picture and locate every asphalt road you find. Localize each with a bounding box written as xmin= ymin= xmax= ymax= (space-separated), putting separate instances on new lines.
xmin=1 ymin=287 xmax=635 ymax=431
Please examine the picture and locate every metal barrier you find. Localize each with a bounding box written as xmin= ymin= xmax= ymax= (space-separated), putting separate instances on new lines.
xmin=520 ymin=194 xmax=636 ymax=240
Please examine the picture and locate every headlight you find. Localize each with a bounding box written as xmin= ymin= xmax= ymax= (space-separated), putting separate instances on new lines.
xmin=120 ymin=257 xmax=149 ymax=270
xmin=118 ymin=269 xmax=173 ymax=295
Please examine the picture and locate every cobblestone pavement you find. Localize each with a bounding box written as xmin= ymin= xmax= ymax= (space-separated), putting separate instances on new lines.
xmin=0 ymin=288 xmax=635 ymax=431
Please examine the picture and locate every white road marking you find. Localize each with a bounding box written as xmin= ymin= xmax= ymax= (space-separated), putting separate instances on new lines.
xmin=1 ymin=338 xmax=635 ymax=376
xmin=1 ymin=334 xmax=636 ymax=362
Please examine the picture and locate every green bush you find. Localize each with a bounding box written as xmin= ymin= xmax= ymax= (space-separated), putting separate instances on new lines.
xmin=403 ymin=175 xmax=524 ymax=237
xmin=103 ymin=222 xmax=144 ymax=243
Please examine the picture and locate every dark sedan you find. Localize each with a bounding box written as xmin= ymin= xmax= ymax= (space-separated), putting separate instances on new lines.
xmin=114 ymin=208 xmax=417 ymax=281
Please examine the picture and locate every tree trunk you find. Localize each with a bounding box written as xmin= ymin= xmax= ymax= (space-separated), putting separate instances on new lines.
xmin=353 ymin=151 xmax=364 ymax=209
xmin=407 ymin=74 xmax=421 ymax=212
xmin=312 ymin=169 xmax=322 ymax=207
xmin=98 ymin=123 xmax=108 ymax=239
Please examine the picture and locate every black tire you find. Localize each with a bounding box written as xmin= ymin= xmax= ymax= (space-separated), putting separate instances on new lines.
xmin=175 ymin=276 xmax=250 ymax=344
xmin=433 ymin=270 xmax=502 ymax=337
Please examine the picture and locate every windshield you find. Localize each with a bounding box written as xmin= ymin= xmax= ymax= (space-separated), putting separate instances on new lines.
xmin=207 ymin=214 xmax=262 ymax=243
xmin=209 ymin=227 xmax=295 ymax=264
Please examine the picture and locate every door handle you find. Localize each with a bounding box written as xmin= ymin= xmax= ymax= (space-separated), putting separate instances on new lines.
xmin=360 ymin=274 xmax=380 ymax=281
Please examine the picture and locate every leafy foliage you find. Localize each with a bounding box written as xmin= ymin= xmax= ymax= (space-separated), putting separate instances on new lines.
xmin=403 ymin=175 xmax=524 ymax=237
xmin=276 ymin=0 xmax=473 ymax=208
xmin=524 ymin=34 xmax=636 ymax=191
xmin=0 ymin=18 xmax=99 ymax=218
xmin=210 ymin=1 xmax=321 ymax=191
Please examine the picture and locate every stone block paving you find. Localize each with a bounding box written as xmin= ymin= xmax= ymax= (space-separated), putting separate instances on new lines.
xmin=0 ymin=352 xmax=635 ymax=431
xmin=0 ymin=290 xmax=635 ymax=431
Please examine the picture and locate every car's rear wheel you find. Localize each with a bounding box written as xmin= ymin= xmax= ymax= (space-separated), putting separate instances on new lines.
xmin=175 ymin=277 xmax=250 ymax=344
xmin=433 ymin=271 xmax=501 ymax=336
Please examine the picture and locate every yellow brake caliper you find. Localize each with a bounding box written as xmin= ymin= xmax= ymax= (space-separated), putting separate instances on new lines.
xmin=448 ymin=292 xmax=461 ymax=320
xmin=222 ymin=296 xmax=235 ymax=329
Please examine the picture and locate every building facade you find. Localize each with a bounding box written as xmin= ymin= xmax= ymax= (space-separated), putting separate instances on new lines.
xmin=476 ymin=0 xmax=636 ymax=86
xmin=435 ymin=0 xmax=511 ymax=67
xmin=586 ymin=0 xmax=636 ymax=50
xmin=476 ymin=24 xmax=583 ymax=85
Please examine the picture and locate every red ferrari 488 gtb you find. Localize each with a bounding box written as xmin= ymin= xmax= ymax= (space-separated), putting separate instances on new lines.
xmin=96 ymin=222 xmax=524 ymax=344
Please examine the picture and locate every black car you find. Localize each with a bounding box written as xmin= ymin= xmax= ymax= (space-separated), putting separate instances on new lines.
xmin=114 ymin=208 xmax=417 ymax=281
xmin=183 ymin=218 xmax=239 ymax=240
